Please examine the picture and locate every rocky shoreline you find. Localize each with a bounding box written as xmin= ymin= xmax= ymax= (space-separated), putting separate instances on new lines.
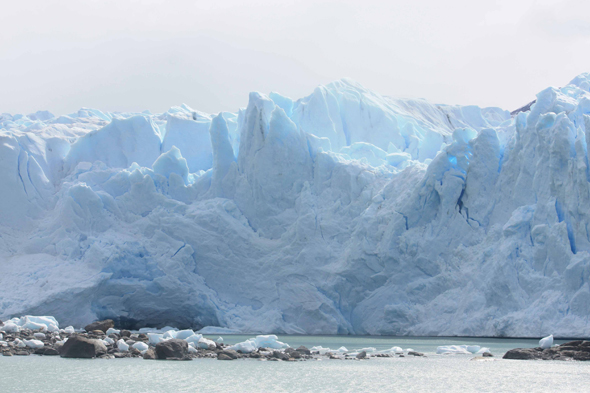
xmin=0 ymin=318 xmax=425 ymax=361
xmin=503 ymin=341 xmax=590 ymax=361
xmin=4 ymin=317 xmax=589 ymax=362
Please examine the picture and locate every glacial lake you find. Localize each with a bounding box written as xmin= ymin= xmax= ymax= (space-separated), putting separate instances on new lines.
xmin=1 ymin=336 xmax=588 ymax=392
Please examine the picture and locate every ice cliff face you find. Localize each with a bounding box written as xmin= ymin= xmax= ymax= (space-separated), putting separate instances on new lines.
xmin=1 ymin=76 xmax=590 ymax=337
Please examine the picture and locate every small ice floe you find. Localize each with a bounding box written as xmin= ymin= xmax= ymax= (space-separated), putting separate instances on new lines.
xmin=24 ymin=339 xmax=44 ymax=349
xmin=117 ymin=339 xmax=129 ymax=352
xmin=197 ymin=326 xmax=241 ymax=335
xmin=354 ymin=347 xmax=376 ymax=353
xmin=175 ymin=330 xmax=195 ymax=340
xmin=63 ymin=326 xmax=75 ymax=334
xmin=102 ymin=337 xmax=114 ymax=346
xmin=376 ymin=346 xmax=403 ymax=355
xmin=216 ymin=337 xmax=224 ymax=343
xmin=188 ymin=346 xmax=198 ymax=354
xmin=197 ymin=337 xmax=216 ymax=349
xmin=138 ymin=327 xmax=160 ymax=334
xmin=184 ymin=334 xmax=203 ymax=345
xmin=162 ymin=330 xmax=178 ymax=339
xmin=14 ymin=339 xmax=26 ymax=348
xmin=176 ymin=329 xmax=195 ymax=340
xmin=311 ymin=346 xmax=332 ymax=355
xmin=539 ymin=335 xmax=553 ymax=349
xmin=148 ymin=333 xmax=164 ymax=345
xmin=0 ymin=322 xmax=19 ymax=333
xmin=106 ymin=328 xmax=120 ymax=336
xmin=14 ymin=316 xmax=59 ymax=332
xmin=132 ymin=342 xmax=149 ymax=352
xmin=437 ymin=345 xmax=490 ymax=355
xmin=337 ymin=346 xmax=348 ymax=353
xmin=226 ymin=335 xmax=289 ymax=353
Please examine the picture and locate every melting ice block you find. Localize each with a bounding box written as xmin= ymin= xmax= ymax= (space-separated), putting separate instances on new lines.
xmin=24 ymin=339 xmax=44 ymax=349
xmin=226 ymin=335 xmax=289 ymax=353
xmin=117 ymin=339 xmax=129 ymax=352
xmin=437 ymin=345 xmax=489 ymax=354
xmin=539 ymin=335 xmax=553 ymax=349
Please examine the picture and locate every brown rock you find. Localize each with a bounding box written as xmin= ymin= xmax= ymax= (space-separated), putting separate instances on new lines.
xmin=155 ymin=339 xmax=190 ymax=360
xmin=143 ymin=348 xmax=157 ymax=360
xmin=84 ymin=320 xmax=115 ymax=333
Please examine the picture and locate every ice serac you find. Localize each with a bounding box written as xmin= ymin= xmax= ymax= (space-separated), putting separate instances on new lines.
xmin=66 ymin=115 xmax=161 ymax=170
xmin=208 ymin=113 xmax=236 ymax=198
xmin=162 ymin=112 xmax=213 ymax=173
xmin=1 ymin=75 xmax=590 ymax=337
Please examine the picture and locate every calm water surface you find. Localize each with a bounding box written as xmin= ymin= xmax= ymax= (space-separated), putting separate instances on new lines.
xmin=1 ymin=336 xmax=588 ymax=392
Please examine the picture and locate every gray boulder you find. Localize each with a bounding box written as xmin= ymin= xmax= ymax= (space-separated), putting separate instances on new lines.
xmin=143 ymin=348 xmax=157 ymax=360
xmin=217 ymin=353 xmax=233 ymax=360
xmin=219 ymin=349 xmax=240 ymax=359
xmin=59 ymin=335 xmax=106 ymax=358
xmin=155 ymin=339 xmax=190 ymax=360
xmin=296 ymin=346 xmax=311 ymax=355
xmin=356 ymin=351 xmax=367 ymax=359
xmin=271 ymin=351 xmax=290 ymax=361
xmin=43 ymin=348 xmax=60 ymax=356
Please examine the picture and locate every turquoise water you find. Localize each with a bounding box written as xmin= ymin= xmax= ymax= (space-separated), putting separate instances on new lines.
xmin=1 ymin=336 xmax=588 ymax=392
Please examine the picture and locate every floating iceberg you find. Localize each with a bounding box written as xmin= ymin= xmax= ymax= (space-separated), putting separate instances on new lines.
xmin=437 ymin=345 xmax=490 ymax=355
xmin=226 ymin=335 xmax=289 ymax=353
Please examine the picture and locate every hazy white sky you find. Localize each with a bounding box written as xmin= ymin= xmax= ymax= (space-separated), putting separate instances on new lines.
xmin=2 ymin=0 xmax=590 ymax=115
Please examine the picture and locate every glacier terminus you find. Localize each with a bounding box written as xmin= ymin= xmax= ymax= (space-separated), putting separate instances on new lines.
xmin=2 ymin=75 xmax=590 ymax=338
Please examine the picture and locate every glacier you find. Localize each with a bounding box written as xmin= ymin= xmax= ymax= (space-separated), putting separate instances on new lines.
xmin=1 ymin=76 xmax=590 ymax=337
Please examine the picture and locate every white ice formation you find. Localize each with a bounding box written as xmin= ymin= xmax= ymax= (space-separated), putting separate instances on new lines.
xmin=539 ymin=334 xmax=554 ymax=349
xmin=0 ymin=316 xmax=59 ymax=333
xmin=436 ymin=345 xmax=490 ymax=355
xmin=226 ymin=335 xmax=289 ymax=353
xmin=2 ymin=75 xmax=590 ymax=337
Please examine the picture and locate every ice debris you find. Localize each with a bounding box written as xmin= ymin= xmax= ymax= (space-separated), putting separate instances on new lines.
xmin=226 ymin=335 xmax=289 ymax=353
xmin=539 ymin=335 xmax=554 ymax=349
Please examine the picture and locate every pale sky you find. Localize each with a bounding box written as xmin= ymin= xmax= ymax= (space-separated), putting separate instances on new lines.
xmin=2 ymin=0 xmax=590 ymax=116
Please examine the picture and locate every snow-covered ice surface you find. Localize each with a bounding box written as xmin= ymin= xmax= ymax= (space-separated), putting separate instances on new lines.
xmin=2 ymin=75 xmax=590 ymax=337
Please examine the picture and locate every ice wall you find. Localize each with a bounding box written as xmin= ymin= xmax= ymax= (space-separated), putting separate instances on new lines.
xmin=1 ymin=75 xmax=589 ymax=337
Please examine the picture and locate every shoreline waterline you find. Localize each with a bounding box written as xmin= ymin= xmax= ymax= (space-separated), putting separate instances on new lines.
xmin=1 ymin=336 xmax=589 ymax=393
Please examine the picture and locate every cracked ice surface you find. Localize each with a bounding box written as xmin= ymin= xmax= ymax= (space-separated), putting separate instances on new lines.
xmin=1 ymin=76 xmax=590 ymax=337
